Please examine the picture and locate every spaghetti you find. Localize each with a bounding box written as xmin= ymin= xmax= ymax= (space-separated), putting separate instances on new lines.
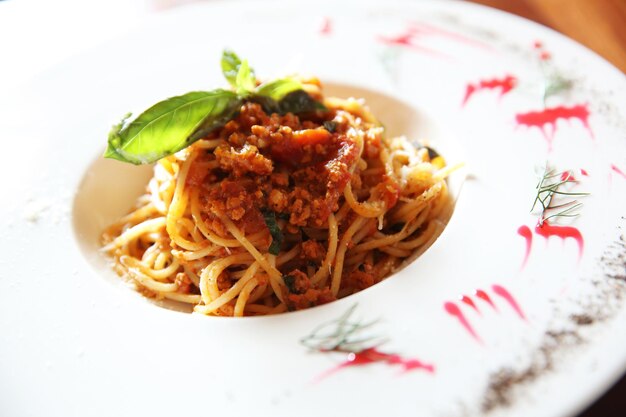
xmin=102 ymin=80 xmax=453 ymax=316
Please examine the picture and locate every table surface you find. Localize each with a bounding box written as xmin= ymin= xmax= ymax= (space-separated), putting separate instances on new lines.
xmin=468 ymin=1 xmax=626 ymax=416
xmin=469 ymin=0 xmax=626 ymax=73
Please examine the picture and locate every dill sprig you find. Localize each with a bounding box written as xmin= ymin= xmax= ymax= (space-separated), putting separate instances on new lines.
xmin=537 ymin=47 xmax=574 ymax=106
xmin=531 ymin=164 xmax=588 ymax=226
xmin=541 ymin=72 xmax=574 ymax=106
xmin=300 ymin=304 xmax=387 ymax=353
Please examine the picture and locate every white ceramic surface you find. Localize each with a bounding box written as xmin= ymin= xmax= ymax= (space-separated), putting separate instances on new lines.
xmin=1 ymin=1 xmax=625 ymax=416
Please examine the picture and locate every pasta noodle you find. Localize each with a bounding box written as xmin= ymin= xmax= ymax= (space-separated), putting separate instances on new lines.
xmin=102 ymin=82 xmax=453 ymax=316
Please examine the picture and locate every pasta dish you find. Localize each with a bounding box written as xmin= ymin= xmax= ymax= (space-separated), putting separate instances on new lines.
xmin=102 ymin=51 xmax=453 ymax=316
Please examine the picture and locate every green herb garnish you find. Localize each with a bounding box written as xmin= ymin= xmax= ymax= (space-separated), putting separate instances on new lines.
xmin=531 ymin=164 xmax=589 ymax=225
xmin=105 ymin=50 xmax=325 ymax=165
xmin=105 ymin=90 xmax=240 ymax=164
xmin=542 ymin=74 xmax=574 ymax=105
xmin=323 ymin=121 xmax=337 ymax=133
xmin=261 ymin=209 xmax=284 ymax=255
xmin=251 ymin=89 xmax=326 ymax=116
xmin=256 ymin=77 xmax=304 ymax=101
xmin=221 ymin=49 xmax=255 ymax=89
xmin=283 ymin=275 xmax=297 ymax=293
xmin=300 ymin=304 xmax=386 ymax=353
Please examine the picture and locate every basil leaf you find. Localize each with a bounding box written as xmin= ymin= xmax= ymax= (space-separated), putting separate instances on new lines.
xmin=105 ymin=90 xmax=241 ymax=165
xmin=235 ymin=59 xmax=256 ymax=96
xmin=222 ymin=49 xmax=256 ymax=89
xmin=278 ymin=90 xmax=327 ymax=114
xmin=262 ymin=209 xmax=284 ymax=255
xmin=255 ymin=77 xmax=303 ymax=101
xmin=255 ymin=79 xmax=326 ymax=115
xmin=252 ymin=90 xmax=326 ymax=116
xmin=249 ymin=95 xmax=280 ymax=115
xmin=221 ymin=50 xmax=242 ymax=87
xmin=104 ymin=113 xmax=133 ymax=162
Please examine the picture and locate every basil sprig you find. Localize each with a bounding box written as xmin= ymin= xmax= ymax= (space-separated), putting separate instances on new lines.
xmin=221 ymin=49 xmax=255 ymax=89
xmin=105 ymin=90 xmax=240 ymax=164
xmin=256 ymin=77 xmax=303 ymax=101
xmin=105 ymin=50 xmax=325 ymax=165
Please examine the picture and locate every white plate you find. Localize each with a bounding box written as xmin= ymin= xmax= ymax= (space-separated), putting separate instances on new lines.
xmin=1 ymin=1 xmax=625 ymax=416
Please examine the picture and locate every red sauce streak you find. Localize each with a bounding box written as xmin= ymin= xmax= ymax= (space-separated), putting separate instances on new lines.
xmin=560 ymin=168 xmax=588 ymax=182
xmin=315 ymin=348 xmax=434 ymax=381
xmin=409 ymin=22 xmax=492 ymax=50
xmin=515 ymin=104 xmax=594 ymax=151
xmin=491 ymin=285 xmax=527 ymax=321
xmin=377 ymin=31 xmax=449 ymax=59
xmin=475 ymin=289 xmax=498 ymax=311
xmin=535 ymin=221 xmax=584 ymax=259
xmin=533 ymin=40 xmax=551 ymax=60
xmin=462 ymin=75 xmax=517 ymax=106
xmin=460 ymin=295 xmax=480 ymax=313
xmin=517 ymin=225 xmax=533 ymax=269
xmin=611 ymin=164 xmax=626 ymax=179
xmin=319 ymin=17 xmax=332 ymax=35
xmin=444 ymin=302 xmax=482 ymax=343
xmin=377 ymin=22 xmax=491 ymax=59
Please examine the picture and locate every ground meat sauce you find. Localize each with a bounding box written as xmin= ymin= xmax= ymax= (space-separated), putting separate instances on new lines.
xmin=194 ymin=102 xmax=360 ymax=230
xmin=282 ymin=269 xmax=336 ymax=311
xmin=187 ymin=102 xmax=384 ymax=310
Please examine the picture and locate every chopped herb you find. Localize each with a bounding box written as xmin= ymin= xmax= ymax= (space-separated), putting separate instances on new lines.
xmin=262 ymin=209 xmax=283 ymax=255
xmin=276 ymin=212 xmax=290 ymax=221
xmin=323 ymin=121 xmax=337 ymax=133
xmin=424 ymin=146 xmax=439 ymax=160
xmin=283 ymin=275 xmax=297 ymax=293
